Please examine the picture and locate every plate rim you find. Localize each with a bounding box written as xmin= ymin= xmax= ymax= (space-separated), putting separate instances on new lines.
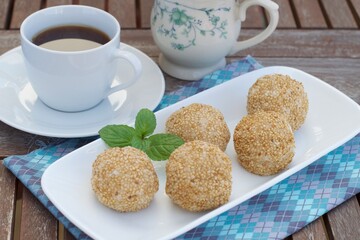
xmin=41 ymin=66 xmax=360 ymax=240
xmin=0 ymin=44 xmax=165 ymax=138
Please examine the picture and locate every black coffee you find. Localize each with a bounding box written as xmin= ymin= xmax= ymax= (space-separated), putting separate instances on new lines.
xmin=32 ymin=25 xmax=111 ymax=51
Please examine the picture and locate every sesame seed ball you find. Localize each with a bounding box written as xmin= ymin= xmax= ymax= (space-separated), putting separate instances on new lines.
xmin=166 ymin=103 xmax=230 ymax=151
xmin=91 ymin=147 xmax=159 ymax=212
xmin=247 ymin=74 xmax=309 ymax=131
xmin=233 ymin=111 xmax=295 ymax=176
xmin=166 ymin=140 xmax=232 ymax=212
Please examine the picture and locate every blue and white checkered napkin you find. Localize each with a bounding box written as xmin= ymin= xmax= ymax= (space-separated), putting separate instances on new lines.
xmin=3 ymin=56 xmax=360 ymax=240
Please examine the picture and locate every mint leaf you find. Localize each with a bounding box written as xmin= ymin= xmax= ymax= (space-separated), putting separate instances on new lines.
xmin=146 ymin=133 xmax=184 ymax=161
xmin=131 ymin=135 xmax=151 ymax=152
xmin=99 ymin=109 xmax=184 ymax=161
xmin=135 ymin=108 xmax=156 ymax=138
xmin=99 ymin=125 xmax=135 ymax=147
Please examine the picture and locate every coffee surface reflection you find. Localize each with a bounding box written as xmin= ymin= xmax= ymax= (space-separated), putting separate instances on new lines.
xmin=32 ymin=25 xmax=110 ymax=51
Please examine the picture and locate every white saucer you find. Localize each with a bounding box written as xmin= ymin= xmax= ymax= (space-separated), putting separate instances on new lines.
xmin=0 ymin=44 xmax=165 ymax=138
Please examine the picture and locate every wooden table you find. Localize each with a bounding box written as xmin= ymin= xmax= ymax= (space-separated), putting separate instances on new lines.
xmin=1 ymin=0 xmax=360 ymax=239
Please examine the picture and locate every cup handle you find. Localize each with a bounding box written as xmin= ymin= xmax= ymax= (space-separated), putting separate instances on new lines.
xmin=107 ymin=49 xmax=142 ymax=96
xmin=228 ymin=0 xmax=279 ymax=55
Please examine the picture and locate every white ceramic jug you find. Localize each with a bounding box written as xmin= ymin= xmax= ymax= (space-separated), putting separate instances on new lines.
xmin=151 ymin=0 xmax=279 ymax=80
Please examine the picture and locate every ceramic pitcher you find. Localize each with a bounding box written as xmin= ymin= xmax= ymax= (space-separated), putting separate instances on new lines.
xmin=151 ymin=0 xmax=279 ymax=80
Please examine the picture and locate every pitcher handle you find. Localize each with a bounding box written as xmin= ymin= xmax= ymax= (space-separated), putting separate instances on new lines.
xmin=228 ymin=0 xmax=279 ymax=55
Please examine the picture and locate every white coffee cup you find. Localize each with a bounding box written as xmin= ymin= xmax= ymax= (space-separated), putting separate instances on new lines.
xmin=20 ymin=5 xmax=142 ymax=112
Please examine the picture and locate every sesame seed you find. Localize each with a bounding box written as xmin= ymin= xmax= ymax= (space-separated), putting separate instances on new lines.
xmin=233 ymin=111 xmax=295 ymax=176
xmin=247 ymin=74 xmax=309 ymax=131
xmin=91 ymin=147 xmax=159 ymax=212
xmin=166 ymin=140 xmax=232 ymax=212
xmin=166 ymin=103 xmax=230 ymax=151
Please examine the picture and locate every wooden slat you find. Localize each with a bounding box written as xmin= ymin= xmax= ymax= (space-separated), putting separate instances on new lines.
xmin=0 ymin=30 xmax=20 ymax=55
xmin=0 ymin=120 xmax=63 ymax=157
xmin=139 ymin=0 xmax=153 ymax=28
xmin=242 ymin=6 xmax=266 ymax=29
xmin=291 ymin=217 xmax=328 ymax=240
xmin=10 ymin=0 xmax=42 ymax=29
xmin=58 ymin=223 xmax=76 ymax=240
xmin=0 ymin=0 xmax=11 ymax=29
xmin=352 ymin=0 xmax=360 ymax=12
xmin=326 ymin=196 xmax=360 ymax=239
xmin=78 ymin=0 xmax=105 ymax=10
xmin=271 ymin=0 xmax=297 ymax=28
xmin=63 ymin=229 xmax=76 ymax=240
xmin=20 ymin=186 xmax=58 ymax=239
xmin=46 ymin=0 xmax=73 ymax=7
xmin=235 ymin=29 xmax=360 ymax=58
xmin=292 ymin=0 xmax=327 ymax=28
xmin=321 ymin=0 xmax=357 ymax=28
xmin=0 ymin=164 xmax=16 ymax=240
xmin=108 ymin=0 xmax=136 ymax=28
xmin=350 ymin=0 xmax=360 ymax=24
xmin=0 ymin=122 xmax=28 ymax=157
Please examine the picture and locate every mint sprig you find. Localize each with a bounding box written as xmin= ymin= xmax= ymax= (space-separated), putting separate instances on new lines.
xmin=99 ymin=109 xmax=184 ymax=161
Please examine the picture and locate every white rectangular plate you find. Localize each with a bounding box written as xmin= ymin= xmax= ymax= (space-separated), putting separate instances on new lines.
xmin=42 ymin=66 xmax=360 ymax=240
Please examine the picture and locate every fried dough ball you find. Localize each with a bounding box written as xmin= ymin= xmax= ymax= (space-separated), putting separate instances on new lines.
xmin=233 ymin=111 xmax=295 ymax=176
xmin=247 ymin=74 xmax=308 ymax=131
xmin=166 ymin=103 xmax=230 ymax=151
xmin=166 ymin=140 xmax=232 ymax=212
xmin=91 ymin=147 xmax=159 ymax=212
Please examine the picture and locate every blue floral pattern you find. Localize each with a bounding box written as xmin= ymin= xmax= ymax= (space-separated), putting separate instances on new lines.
xmin=152 ymin=0 xmax=230 ymax=50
